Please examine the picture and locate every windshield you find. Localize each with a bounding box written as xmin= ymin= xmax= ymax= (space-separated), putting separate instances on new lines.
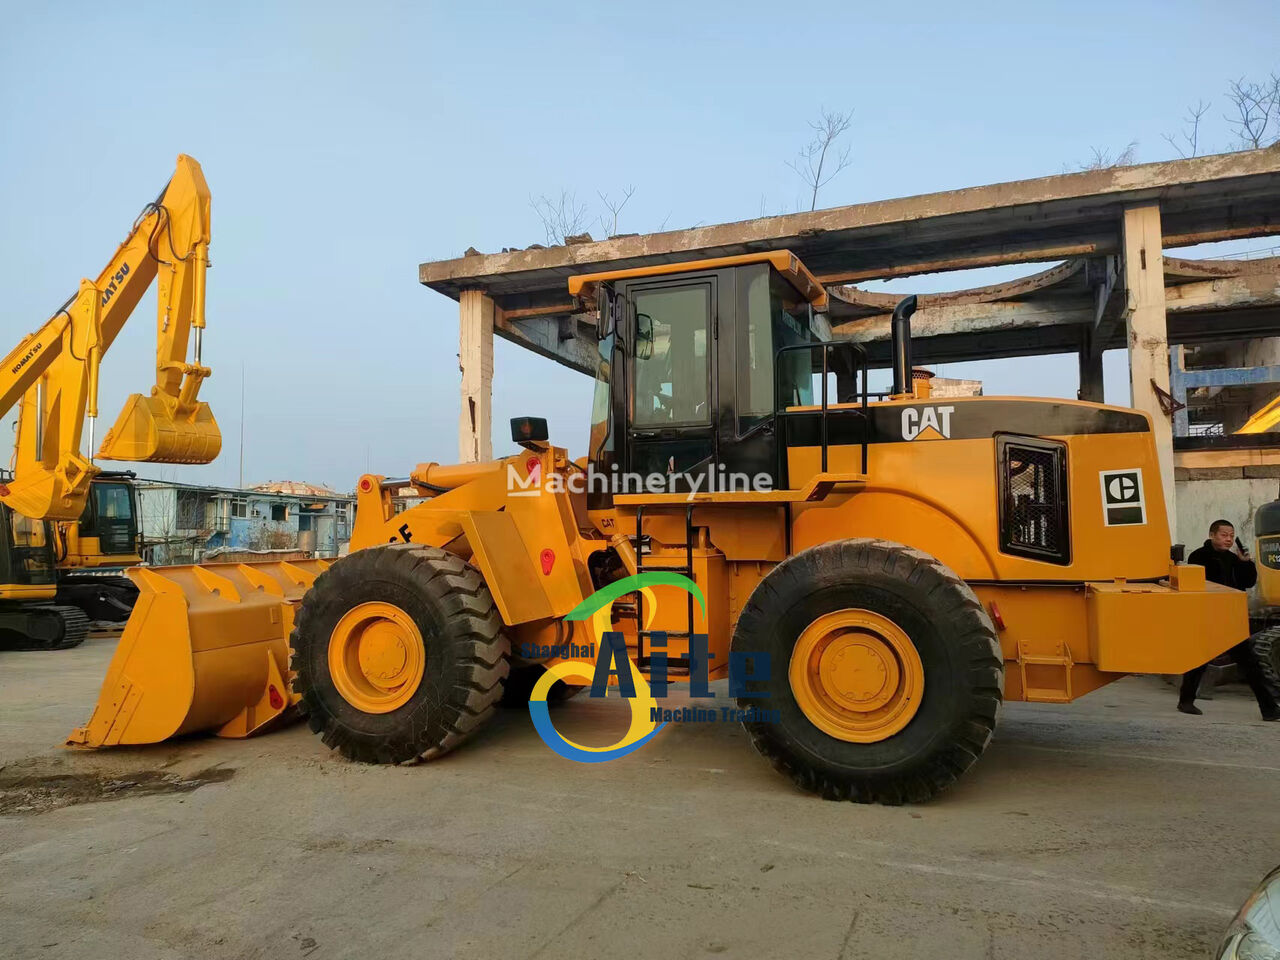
xmin=92 ymin=482 xmax=134 ymax=521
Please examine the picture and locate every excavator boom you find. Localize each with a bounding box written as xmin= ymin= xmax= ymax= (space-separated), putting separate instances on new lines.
xmin=1 ymin=154 xmax=221 ymax=522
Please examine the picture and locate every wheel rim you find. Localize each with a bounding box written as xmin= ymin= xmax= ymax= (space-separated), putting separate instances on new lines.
xmin=327 ymin=601 xmax=425 ymax=713
xmin=789 ymin=608 xmax=925 ymax=743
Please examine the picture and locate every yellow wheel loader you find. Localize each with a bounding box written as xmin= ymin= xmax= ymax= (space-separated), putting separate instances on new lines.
xmin=72 ymin=251 xmax=1250 ymax=802
xmin=1247 ymin=498 xmax=1280 ymax=693
xmin=1 ymin=154 xmax=220 ymax=644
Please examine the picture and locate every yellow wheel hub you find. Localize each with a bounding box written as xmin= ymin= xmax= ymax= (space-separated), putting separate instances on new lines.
xmin=327 ymin=601 xmax=425 ymax=713
xmin=789 ymin=608 xmax=924 ymax=743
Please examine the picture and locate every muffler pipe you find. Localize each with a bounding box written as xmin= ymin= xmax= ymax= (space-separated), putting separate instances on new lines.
xmin=891 ymin=295 xmax=918 ymax=396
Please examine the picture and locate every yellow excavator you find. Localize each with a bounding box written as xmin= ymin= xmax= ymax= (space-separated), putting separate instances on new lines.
xmin=72 ymin=250 xmax=1253 ymax=802
xmin=0 ymin=154 xmax=220 ymax=649
xmin=53 ymin=470 xmax=143 ymax=623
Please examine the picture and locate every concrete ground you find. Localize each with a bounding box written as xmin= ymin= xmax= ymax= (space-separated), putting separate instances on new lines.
xmin=1 ymin=634 xmax=1277 ymax=960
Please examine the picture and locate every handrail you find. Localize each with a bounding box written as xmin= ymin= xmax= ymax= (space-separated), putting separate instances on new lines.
xmin=773 ymin=340 xmax=869 ymax=488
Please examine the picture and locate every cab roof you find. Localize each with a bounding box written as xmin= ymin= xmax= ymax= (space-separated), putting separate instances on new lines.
xmin=567 ymin=250 xmax=828 ymax=312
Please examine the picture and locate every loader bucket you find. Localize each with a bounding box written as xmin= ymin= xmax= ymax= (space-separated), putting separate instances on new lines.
xmin=67 ymin=559 xmax=329 ymax=748
xmin=97 ymin=392 xmax=222 ymax=464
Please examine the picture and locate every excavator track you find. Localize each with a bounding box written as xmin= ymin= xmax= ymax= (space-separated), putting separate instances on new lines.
xmin=0 ymin=603 xmax=90 ymax=651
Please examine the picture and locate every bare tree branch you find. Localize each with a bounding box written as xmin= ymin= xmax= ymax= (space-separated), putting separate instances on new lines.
xmin=786 ymin=109 xmax=855 ymax=211
xmin=529 ymin=191 xmax=590 ymax=246
xmin=1162 ymin=100 xmax=1210 ymax=158
xmin=1224 ymin=74 xmax=1280 ymax=149
xmin=1078 ymin=141 xmax=1139 ymax=171
xmin=597 ymin=185 xmax=636 ymax=237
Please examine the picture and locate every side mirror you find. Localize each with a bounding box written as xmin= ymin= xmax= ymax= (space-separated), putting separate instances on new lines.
xmin=510 ymin=417 xmax=549 ymax=445
xmin=596 ymin=286 xmax=614 ymax=339
xmin=636 ymin=313 xmax=654 ymax=360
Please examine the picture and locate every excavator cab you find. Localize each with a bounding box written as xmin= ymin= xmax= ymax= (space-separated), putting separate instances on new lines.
xmin=73 ymin=474 xmax=140 ymax=566
xmin=0 ymin=506 xmax=56 ymax=595
xmin=50 ymin=474 xmax=143 ymax=623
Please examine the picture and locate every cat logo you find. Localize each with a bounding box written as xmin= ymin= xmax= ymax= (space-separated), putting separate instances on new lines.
xmin=901 ymin=405 xmax=955 ymax=441
xmin=1099 ymin=468 xmax=1146 ymax=526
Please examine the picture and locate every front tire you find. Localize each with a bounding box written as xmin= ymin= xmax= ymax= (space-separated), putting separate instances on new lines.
xmin=291 ymin=544 xmax=510 ymax=763
xmin=499 ymin=664 xmax=584 ymax=708
xmin=731 ymin=538 xmax=1003 ymax=804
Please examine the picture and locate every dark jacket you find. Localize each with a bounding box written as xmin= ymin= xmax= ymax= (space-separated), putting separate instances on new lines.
xmin=1188 ymin=540 xmax=1257 ymax=590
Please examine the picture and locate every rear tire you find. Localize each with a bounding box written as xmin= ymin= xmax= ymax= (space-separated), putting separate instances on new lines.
xmin=731 ymin=538 xmax=1003 ymax=804
xmin=1250 ymin=625 xmax=1280 ymax=696
xmin=291 ymin=544 xmax=510 ymax=763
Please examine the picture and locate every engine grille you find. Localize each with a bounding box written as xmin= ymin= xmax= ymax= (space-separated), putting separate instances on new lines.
xmin=998 ymin=436 xmax=1069 ymax=564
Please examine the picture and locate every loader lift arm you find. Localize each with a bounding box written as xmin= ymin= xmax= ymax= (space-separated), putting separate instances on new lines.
xmin=1 ymin=154 xmax=220 ymax=522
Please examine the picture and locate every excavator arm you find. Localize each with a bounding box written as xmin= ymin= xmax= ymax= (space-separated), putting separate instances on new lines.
xmin=1 ymin=154 xmax=221 ymax=521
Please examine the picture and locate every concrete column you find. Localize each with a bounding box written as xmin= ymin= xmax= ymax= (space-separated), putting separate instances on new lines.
xmin=1078 ymin=327 xmax=1105 ymax=402
xmin=1170 ymin=345 xmax=1189 ymax=437
xmin=458 ymin=289 xmax=494 ymax=463
xmin=1121 ymin=204 xmax=1176 ymax=536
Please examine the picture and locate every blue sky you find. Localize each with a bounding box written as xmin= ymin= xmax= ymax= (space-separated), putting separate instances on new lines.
xmin=2 ymin=1 xmax=1277 ymax=490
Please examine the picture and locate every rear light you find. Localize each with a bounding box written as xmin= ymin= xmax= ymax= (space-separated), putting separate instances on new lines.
xmin=268 ymin=685 xmax=284 ymax=710
xmin=988 ymin=601 xmax=1006 ymax=631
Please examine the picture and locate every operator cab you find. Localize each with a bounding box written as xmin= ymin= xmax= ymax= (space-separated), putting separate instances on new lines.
xmin=79 ymin=473 xmax=140 ymax=560
xmin=571 ymin=251 xmax=861 ymax=507
xmin=0 ymin=504 xmax=56 ymax=592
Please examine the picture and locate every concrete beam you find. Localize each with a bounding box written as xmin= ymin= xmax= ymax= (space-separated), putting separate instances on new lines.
xmin=1176 ymin=364 xmax=1280 ymax=388
xmin=1163 ymin=259 xmax=1280 ymax=315
xmin=833 ymin=300 xmax=1094 ymax=343
xmin=495 ymin=311 xmax=597 ymax=377
xmin=834 ymin=257 xmax=1280 ymax=362
xmin=1122 ymin=204 xmax=1176 ymax=535
xmin=458 ymin=290 xmax=494 ymax=463
xmin=421 ymin=148 xmax=1280 ymax=308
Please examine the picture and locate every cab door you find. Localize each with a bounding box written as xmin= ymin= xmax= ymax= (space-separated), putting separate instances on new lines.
xmin=625 ymin=276 xmax=717 ymax=491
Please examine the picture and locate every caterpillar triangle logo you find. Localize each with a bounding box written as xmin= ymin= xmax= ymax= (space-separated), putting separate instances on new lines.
xmin=901 ymin=406 xmax=954 ymax=441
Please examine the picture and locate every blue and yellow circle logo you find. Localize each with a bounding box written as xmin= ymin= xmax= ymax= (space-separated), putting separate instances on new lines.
xmin=529 ymin=573 xmax=704 ymax=763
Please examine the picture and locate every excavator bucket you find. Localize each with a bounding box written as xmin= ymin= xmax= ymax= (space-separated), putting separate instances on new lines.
xmin=68 ymin=559 xmax=328 ymax=748
xmin=97 ymin=392 xmax=222 ymax=464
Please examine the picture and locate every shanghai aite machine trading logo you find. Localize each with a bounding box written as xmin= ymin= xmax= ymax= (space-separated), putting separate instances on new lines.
xmin=527 ymin=573 xmax=779 ymax=763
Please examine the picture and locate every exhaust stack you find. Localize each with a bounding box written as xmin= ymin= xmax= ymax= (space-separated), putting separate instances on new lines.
xmin=891 ymin=295 xmax=918 ymax=397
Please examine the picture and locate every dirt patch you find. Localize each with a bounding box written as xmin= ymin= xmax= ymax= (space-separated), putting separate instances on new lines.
xmin=0 ymin=766 xmax=234 ymax=816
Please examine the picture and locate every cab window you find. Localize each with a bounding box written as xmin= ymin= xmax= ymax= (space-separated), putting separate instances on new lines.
xmin=740 ymin=267 xmax=824 ymax=431
xmin=93 ymin=483 xmax=133 ymax=520
xmin=632 ymin=284 xmax=710 ymax=427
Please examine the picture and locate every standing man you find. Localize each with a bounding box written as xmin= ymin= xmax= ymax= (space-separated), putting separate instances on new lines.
xmin=1179 ymin=519 xmax=1280 ymax=720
